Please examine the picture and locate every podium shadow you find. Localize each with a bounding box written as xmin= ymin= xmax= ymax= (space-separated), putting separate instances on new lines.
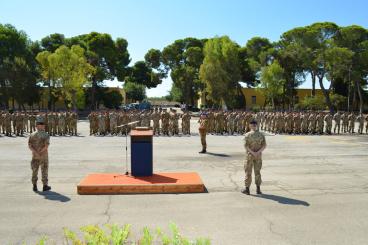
xmin=252 ymin=193 xmax=310 ymax=206
xmin=134 ymin=174 xmax=178 ymax=184
xmin=37 ymin=191 xmax=71 ymax=203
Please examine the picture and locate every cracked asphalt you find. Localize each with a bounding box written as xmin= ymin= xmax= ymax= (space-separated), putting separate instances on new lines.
xmin=1 ymin=120 xmax=368 ymax=244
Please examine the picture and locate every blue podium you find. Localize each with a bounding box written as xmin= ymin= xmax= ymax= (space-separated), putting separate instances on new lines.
xmin=130 ymin=129 xmax=153 ymax=176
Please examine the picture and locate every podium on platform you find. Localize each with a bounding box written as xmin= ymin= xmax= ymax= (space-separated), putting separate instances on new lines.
xmin=130 ymin=128 xmax=153 ymax=176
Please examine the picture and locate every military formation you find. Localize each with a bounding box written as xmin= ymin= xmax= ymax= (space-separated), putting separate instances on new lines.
xmin=256 ymin=111 xmax=368 ymax=135
xmin=201 ymin=110 xmax=368 ymax=135
xmin=87 ymin=108 xmax=192 ymax=136
xmin=87 ymin=108 xmax=368 ymax=136
xmin=0 ymin=111 xmax=78 ymax=137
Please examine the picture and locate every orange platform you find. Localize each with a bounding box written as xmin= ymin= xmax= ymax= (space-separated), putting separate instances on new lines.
xmin=77 ymin=172 xmax=206 ymax=194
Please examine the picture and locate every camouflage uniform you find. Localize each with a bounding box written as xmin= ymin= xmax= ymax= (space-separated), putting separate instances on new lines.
xmin=58 ymin=112 xmax=66 ymax=136
xmin=333 ymin=112 xmax=341 ymax=134
xmin=341 ymin=113 xmax=349 ymax=133
xmin=198 ymin=114 xmax=208 ymax=152
xmin=161 ymin=110 xmax=170 ymax=136
xmin=181 ymin=111 xmax=191 ymax=135
xmin=152 ymin=109 xmax=161 ymax=135
xmin=324 ymin=113 xmax=332 ymax=135
xmin=348 ymin=113 xmax=356 ymax=133
xmin=244 ymin=129 xmax=266 ymax=188
xmin=28 ymin=129 xmax=50 ymax=186
xmin=356 ymin=114 xmax=364 ymax=134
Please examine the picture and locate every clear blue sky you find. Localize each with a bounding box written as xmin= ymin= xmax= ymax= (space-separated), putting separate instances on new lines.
xmin=1 ymin=0 xmax=367 ymax=96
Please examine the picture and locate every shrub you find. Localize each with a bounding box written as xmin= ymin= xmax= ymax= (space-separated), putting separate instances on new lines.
xmin=30 ymin=223 xmax=210 ymax=245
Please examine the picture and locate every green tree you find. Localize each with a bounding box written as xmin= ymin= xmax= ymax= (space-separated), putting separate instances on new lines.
xmin=124 ymin=81 xmax=146 ymax=102
xmin=102 ymin=90 xmax=123 ymax=109
xmin=334 ymin=25 xmax=368 ymax=113
xmin=68 ymin=32 xmax=130 ymax=109
xmin=245 ymin=37 xmax=273 ymax=79
xmin=162 ymin=38 xmax=205 ymax=106
xmin=41 ymin=33 xmax=65 ymax=52
xmin=259 ymin=61 xmax=286 ymax=109
xmin=0 ymin=24 xmax=40 ymax=109
xmin=305 ymin=22 xmax=339 ymax=112
xmin=199 ymin=36 xmax=243 ymax=108
xmin=39 ymin=45 xmax=95 ymax=110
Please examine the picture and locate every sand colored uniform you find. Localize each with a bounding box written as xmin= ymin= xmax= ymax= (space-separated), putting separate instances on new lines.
xmin=244 ymin=130 xmax=266 ymax=187
xmin=28 ymin=130 xmax=50 ymax=185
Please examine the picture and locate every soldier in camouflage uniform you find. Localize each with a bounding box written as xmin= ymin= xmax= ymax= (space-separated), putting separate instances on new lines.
xmin=58 ymin=112 xmax=66 ymax=136
xmin=348 ymin=112 xmax=356 ymax=133
xmin=242 ymin=119 xmax=266 ymax=195
xmin=324 ymin=113 xmax=333 ymax=135
xmin=29 ymin=113 xmax=36 ymax=133
xmin=341 ymin=112 xmax=348 ymax=133
xmin=161 ymin=109 xmax=170 ymax=136
xmin=356 ymin=113 xmax=364 ymax=134
xmin=333 ymin=111 xmax=341 ymax=134
xmin=181 ymin=110 xmax=191 ymax=135
xmin=198 ymin=112 xmax=208 ymax=153
xmin=152 ymin=108 xmax=161 ymax=135
xmin=28 ymin=116 xmax=51 ymax=192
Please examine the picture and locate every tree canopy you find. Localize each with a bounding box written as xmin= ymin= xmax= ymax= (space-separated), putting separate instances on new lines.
xmin=1 ymin=21 xmax=367 ymax=111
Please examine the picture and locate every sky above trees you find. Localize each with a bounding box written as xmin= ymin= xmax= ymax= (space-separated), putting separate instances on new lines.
xmin=1 ymin=0 xmax=367 ymax=97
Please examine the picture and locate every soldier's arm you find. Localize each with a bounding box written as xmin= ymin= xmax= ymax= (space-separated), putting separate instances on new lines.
xmin=254 ymin=136 xmax=267 ymax=156
xmin=28 ymin=138 xmax=40 ymax=157
xmin=39 ymin=137 xmax=50 ymax=154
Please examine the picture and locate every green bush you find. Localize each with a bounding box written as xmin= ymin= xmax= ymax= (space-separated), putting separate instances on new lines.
xmin=250 ymin=104 xmax=261 ymax=112
xmin=330 ymin=93 xmax=347 ymax=110
xmin=31 ymin=223 xmax=210 ymax=245
xmin=300 ymin=95 xmax=326 ymax=110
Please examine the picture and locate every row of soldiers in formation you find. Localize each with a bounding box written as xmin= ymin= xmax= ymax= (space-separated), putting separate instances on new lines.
xmin=88 ymin=108 xmax=192 ymax=136
xmin=203 ymin=110 xmax=367 ymax=135
xmin=0 ymin=111 xmax=78 ymax=137
xmin=255 ymin=111 xmax=368 ymax=135
xmin=89 ymin=108 xmax=368 ymax=136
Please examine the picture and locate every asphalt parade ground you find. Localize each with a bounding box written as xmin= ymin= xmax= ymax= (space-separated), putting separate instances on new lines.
xmin=0 ymin=120 xmax=367 ymax=244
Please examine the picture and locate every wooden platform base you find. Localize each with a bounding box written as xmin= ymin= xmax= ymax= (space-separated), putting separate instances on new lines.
xmin=77 ymin=172 xmax=206 ymax=194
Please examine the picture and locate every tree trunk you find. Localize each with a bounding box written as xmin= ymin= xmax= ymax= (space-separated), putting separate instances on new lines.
xmin=356 ymin=80 xmax=363 ymax=114
xmin=71 ymin=90 xmax=77 ymax=111
xmin=90 ymin=79 xmax=97 ymax=110
xmin=311 ymin=73 xmax=316 ymax=96
xmin=318 ymin=75 xmax=334 ymax=113
xmin=272 ymin=97 xmax=275 ymax=109
xmin=351 ymin=82 xmax=357 ymax=111
xmin=347 ymin=83 xmax=351 ymax=112
xmin=48 ymin=82 xmax=52 ymax=110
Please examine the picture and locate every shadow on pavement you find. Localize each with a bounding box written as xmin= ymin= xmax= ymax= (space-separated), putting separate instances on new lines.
xmin=37 ymin=191 xmax=71 ymax=203
xmin=206 ymin=152 xmax=231 ymax=157
xmin=253 ymin=193 xmax=310 ymax=206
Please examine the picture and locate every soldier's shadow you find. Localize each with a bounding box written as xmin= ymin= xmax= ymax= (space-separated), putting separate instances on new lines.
xmin=252 ymin=193 xmax=310 ymax=206
xmin=37 ymin=191 xmax=71 ymax=203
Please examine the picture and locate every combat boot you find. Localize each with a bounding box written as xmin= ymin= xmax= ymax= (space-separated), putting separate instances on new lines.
xmin=33 ymin=184 xmax=38 ymax=192
xmin=256 ymin=185 xmax=262 ymax=195
xmin=42 ymin=185 xmax=51 ymax=192
xmin=199 ymin=148 xmax=206 ymax=154
xmin=241 ymin=187 xmax=250 ymax=195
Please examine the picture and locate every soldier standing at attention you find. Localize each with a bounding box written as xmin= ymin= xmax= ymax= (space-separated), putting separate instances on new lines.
xmin=333 ymin=111 xmax=341 ymax=134
xmin=28 ymin=117 xmax=51 ymax=192
xmin=242 ymin=119 xmax=266 ymax=195
xmin=356 ymin=113 xmax=364 ymax=134
xmin=198 ymin=111 xmax=208 ymax=154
